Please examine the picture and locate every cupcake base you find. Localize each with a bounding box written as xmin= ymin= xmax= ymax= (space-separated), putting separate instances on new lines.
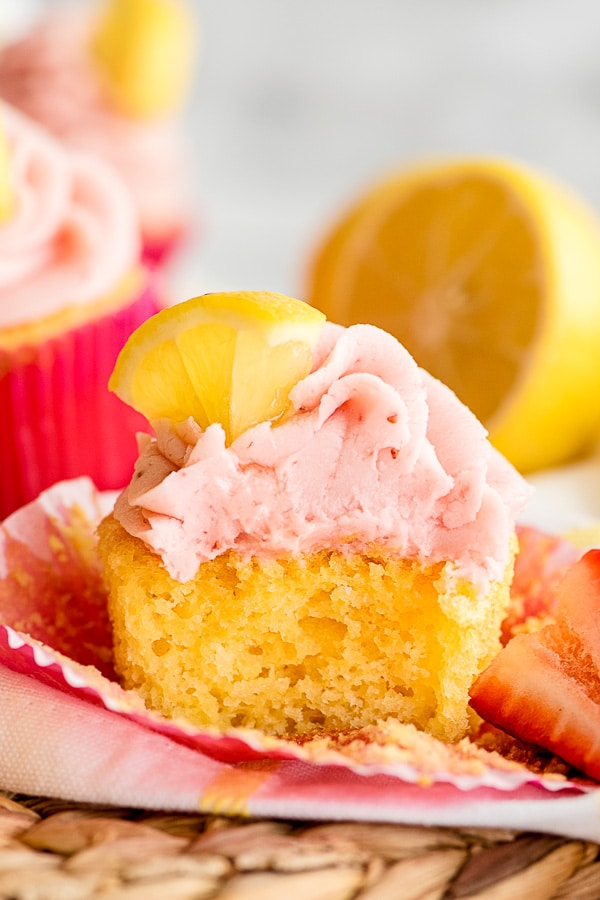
xmin=99 ymin=514 xmax=516 ymax=743
xmin=0 ymin=279 xmax=162 ymax=521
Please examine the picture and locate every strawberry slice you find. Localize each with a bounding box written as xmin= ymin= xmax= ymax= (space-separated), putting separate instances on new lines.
xmin=503 ymin=525 xmax=580 ymax=643
xmin=470 ymin=548 xmax=600 ymax=781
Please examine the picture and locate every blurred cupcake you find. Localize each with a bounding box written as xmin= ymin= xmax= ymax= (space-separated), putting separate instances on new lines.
xmin=0 ymin=101 xmax=163 ymax=520
xmin=0 ymin=0 xmax=196 ymax=267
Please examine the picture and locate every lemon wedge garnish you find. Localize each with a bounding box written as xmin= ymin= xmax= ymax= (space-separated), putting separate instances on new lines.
xmin=91 ymin=0 xmax=195 ymax=117
xmin=109 ymin=291 xmax=326 ymax=443
xmin=305 ymin=156 xmax=600 ymax=473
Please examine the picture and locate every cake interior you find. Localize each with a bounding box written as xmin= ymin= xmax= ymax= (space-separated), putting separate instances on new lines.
xmin=98 ymin=514 xmax=515 ymax=742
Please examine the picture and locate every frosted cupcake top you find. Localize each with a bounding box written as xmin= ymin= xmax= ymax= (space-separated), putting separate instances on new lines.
xmin=114 ymin=322 xmax=532 ymax=586
xmin=0 ymin=103 xmax=139 ymax=330
xmin=0 ymin=7 xmax=192 ymax=242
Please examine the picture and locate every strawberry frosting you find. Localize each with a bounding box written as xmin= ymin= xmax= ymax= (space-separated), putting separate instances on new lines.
xmin=0 ymin=102 xmax=139 ymax=330
xmin=0 ymin=7 xmax=190 ymax=243
xmin=114 ymin=322 xmax=533 ymax=586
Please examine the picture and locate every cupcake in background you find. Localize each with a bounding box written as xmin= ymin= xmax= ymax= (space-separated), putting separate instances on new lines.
xmin=0 ymin=101 xmax=164 ymax=521
xmin=0 ymin=0 xmax=197 ymax=268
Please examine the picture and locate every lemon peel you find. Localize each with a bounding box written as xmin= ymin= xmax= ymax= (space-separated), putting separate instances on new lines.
xmin=109 ymin=290 xmax=327 ymax=443
xmin=306 ymin=156 xmax=600 ymax=472
xmin=91 ymin=0 xmax=195 ymax=117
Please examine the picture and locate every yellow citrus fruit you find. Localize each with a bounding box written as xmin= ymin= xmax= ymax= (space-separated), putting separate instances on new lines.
xmin=109 ymin=291 xmax=326 ymax=443
xmin=305 ymin=157 xmax=600 ymax=473
xmin=91 ymin=0 xmax=195 ymax=117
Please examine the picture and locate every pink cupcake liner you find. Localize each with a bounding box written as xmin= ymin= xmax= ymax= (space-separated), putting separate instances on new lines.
xmin=0 ymin=280 xmax=162 ymax=521
xmin=0 ymin=478 xmax=594 ymax=822
xmin=141 ymin=224 xmax=190 ymax=269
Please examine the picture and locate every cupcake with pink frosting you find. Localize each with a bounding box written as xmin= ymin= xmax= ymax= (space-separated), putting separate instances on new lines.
xmin=97 ymin=292 xmax=532 ymax=743
xmin=0 ymin=101 xmax=164 ymax=520
xmin=0 ymin=0 xmax=196 ymax=267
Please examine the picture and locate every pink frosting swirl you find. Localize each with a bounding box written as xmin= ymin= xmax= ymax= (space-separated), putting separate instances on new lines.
xmin=115 ymin=323 xmax=532 ymax=586
xmin=0 ymin=102 xmax=140 ymax=330
xmin=0 ymin=7 xmax=190 ymax=242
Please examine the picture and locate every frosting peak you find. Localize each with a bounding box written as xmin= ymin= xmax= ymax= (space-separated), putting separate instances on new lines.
xmin=114 ymin=322 xmax=532 ymax=585
xmin=0 ymin=9 xmax=191 ymax=241
xmin=0 ymin=102 xmax=139 ymax=330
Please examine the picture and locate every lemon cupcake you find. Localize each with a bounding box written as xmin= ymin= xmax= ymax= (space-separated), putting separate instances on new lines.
xmin=97 ymin=292 xmax=532 ymax=742
xmin=0 ymin=102 xmax=163 ymax=520
xmin=0 ymin=0 xmax=196 ymax=267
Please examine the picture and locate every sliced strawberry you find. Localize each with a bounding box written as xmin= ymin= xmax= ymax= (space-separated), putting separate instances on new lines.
xmin=503 ymin=525 xmax=580 ymax=643
xmin=552 ymin=546 xmax=600 ymax=669
xmin=470 ymin=548 xmax=600 ymax=781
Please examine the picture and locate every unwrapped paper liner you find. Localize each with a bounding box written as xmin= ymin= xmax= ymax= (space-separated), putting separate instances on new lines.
xmin=0 ymin=477 xmax=599 ymax=841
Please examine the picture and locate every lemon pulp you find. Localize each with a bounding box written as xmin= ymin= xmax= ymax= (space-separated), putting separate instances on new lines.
xmin=306 ymin=157 xmax=600 ymax=472
xmin=109 ymin=290 xmax=326 ymax=443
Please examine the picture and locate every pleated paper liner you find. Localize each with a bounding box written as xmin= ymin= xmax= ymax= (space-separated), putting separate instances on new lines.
xmin=141 ymin=222 xmax=190 ymax=269
xmin=1 ymin=477 xmax=600 ymax=845
xmin=0 ymin=278 xmax=163 ymax=521
xmin=2 ymin=793 xmax=600 ymax=899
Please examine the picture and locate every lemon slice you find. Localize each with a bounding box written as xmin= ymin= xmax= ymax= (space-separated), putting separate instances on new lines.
xmin=91 ymin=0 xmax=194 ymax=117
xmin=305 ymin=157 xmax=600 ymax=473
xmin=109 ymin=291 xmax=326 ymax=443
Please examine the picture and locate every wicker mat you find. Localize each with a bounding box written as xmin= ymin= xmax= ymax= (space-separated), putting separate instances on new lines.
xmin=0 ymin=794 xmax=598 ymax=899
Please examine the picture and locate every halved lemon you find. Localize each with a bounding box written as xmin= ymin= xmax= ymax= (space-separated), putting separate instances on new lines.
xmin=109 ymin=290 xmax=326 ymax=443
xmin=305 ymin=157 xmax=600 ymax=473
xmin=91 ymin=0 xmax=195 ymax=117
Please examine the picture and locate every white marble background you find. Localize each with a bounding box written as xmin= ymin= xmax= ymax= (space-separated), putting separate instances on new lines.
xmin=181 ymin=0 xmax=600 ymax=300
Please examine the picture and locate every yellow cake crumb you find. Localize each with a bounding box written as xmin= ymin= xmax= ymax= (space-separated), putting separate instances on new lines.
xmin=98 ymin=515 xmax=516 ymax=742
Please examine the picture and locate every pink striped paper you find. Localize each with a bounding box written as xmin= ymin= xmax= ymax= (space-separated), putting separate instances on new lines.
xmin=0 ymin=478 xmax=599 ymax=840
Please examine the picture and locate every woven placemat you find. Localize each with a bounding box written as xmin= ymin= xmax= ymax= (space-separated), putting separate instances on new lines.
xmin=0 ymin=794 xmax=599 ymax=899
